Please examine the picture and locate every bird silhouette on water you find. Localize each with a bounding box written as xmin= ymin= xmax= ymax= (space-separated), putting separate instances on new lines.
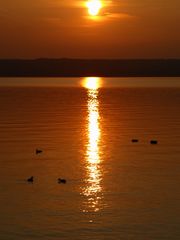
xmin=132 ymin=139 xmax=139 ymax=143
xmin=36 ymin=149 xmax=43 ymax=155
xmin=58 ymin=178 xmax=67 ymax=184
xmin=27 ymin=176 xmax=34 ymax=183
xmin=150 ymin=140 xmax=158 ymax=145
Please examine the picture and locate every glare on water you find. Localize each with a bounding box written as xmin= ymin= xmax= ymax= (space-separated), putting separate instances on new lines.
xmin=81 ymin=77 xmax=103 ymax=212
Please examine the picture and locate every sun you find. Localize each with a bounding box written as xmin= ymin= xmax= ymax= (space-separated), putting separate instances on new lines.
xmin=82 ymin=77 xmax=102 ymax=89
xmin=86 ymin=0 xmax=102 ymax=16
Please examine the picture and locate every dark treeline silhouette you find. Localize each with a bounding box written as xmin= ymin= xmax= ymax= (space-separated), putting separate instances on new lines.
xmin=0 ymin=59 xmax=180 ymax=77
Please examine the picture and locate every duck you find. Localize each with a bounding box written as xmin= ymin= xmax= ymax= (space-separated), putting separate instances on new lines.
xmin=150 ymin=140 xmax=158 ymax=145
xmin=58 ymin=178 xmax=67 ymax=184
xmin=27 ymin=176 xmax=34 ymax=183
xmin=36 ymin=149 xmax=43 ymax=155
xmin=132 ymin=139 xmax=139 ymax=143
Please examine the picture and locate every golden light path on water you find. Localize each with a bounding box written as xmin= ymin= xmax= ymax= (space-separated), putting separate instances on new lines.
xmin=81 ymin=77 xmax=103 ymax=213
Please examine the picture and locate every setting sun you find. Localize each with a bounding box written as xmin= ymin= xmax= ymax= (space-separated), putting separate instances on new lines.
xmin=86 ymin=0 xmax=102 ymax=16
xmin=82 ymin=77 xmax=102 ymax=89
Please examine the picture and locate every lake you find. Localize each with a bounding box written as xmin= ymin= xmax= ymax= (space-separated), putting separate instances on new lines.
xmin=0 ymin=77 xmax=180 ymax=239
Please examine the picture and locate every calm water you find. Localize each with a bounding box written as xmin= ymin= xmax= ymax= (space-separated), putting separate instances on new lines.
xmin=0 ymin=77 xmax=180 ymax=239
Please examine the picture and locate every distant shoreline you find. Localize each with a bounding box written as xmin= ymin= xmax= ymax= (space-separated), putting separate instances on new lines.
xmin=0 ymin=59 xmax=180 ymax=77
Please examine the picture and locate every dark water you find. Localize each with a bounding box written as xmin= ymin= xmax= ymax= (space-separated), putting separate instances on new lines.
xmin=0 ymin=78 xmax=180 ymax=239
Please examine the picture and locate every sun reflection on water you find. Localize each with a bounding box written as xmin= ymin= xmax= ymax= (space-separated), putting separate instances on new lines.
xmin=81 ymin=77 xmax=103 ymax=212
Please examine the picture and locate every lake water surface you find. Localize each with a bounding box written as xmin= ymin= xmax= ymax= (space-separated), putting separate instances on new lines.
xmin=0 ymin=77 xmax=180 ymax=239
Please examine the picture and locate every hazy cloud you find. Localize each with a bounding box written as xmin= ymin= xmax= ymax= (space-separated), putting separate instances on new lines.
xmin=102 ymin=12 xmax=133 ymax=19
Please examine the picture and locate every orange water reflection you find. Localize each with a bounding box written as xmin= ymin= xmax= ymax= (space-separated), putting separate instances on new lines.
xmin=82 ymin=77 xmax=103 ymax=212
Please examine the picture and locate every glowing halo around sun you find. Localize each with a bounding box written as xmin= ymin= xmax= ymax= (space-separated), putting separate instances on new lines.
xmin=86 ymin=0 xmax=102 ymax=16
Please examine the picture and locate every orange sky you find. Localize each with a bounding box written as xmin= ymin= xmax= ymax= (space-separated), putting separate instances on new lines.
xmin=0 ymin=0 xmax=180 ymax=59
